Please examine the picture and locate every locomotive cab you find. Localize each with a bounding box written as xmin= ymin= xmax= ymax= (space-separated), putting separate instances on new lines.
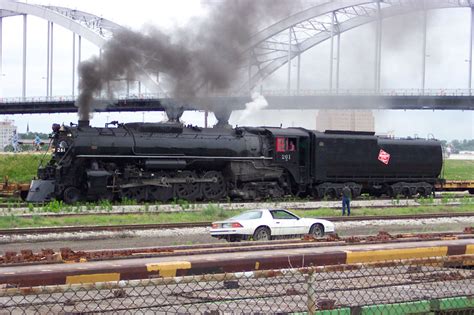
xmin=267 ymin=128 xmax=311 ymax=192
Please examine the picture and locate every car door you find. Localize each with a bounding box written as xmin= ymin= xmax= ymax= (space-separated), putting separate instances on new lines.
xmin=269 ymin=210 xmax=302 ymax=236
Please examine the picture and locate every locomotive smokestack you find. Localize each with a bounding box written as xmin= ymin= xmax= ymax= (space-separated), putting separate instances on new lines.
xmin=78 ymin=120 xmax=90 ymax=128
xmin=164 ymin=106 xmax=184 ymax=123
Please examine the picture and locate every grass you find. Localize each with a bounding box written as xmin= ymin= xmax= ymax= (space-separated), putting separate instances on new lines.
xmin=442 ymin=160 xmax=474 ymax=180
xmin=0 ymin=154 xmax=49 ymax=183
xmin=291 ymin=203 xmax=474 ymax=218
xmin=0 ymin=203 xmax=472 ymax=229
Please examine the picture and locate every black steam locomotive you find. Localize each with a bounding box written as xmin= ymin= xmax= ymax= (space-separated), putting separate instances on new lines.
xmin=27 ymin=120 xmax=443 ymax=203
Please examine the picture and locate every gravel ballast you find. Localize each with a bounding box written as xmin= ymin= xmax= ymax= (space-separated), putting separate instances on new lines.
xmin=0 ymin=216 xmax=472 ymax=254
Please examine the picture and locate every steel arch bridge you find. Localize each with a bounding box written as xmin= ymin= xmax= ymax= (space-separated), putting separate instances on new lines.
xmin=243 ymin=0 xmax=474 ymax=93
xmin=1 ymin=0 xmax=474 ymax=105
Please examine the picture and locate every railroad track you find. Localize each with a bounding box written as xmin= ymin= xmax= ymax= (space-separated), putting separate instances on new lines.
xmin=0 ymin=212 xmax=473 ymax=235
xmin=1 ymin=230 xmax=473 ymax=266
xmin=0 ymin=197 xmax=472 ymax=218
xmin=0 ymin=192 xmax=471 ymax=208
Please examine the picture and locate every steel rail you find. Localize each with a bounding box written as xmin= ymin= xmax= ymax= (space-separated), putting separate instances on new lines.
xmin=0 ymin=192 xmax=471 ymax=209
xmin=0 ymin=212 xmax=472 ymax=235
xmin=1 ymin=231 xmax=473 ymax=266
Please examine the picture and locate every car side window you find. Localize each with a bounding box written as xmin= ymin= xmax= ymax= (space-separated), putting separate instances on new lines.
xmin=271 ymin=210 xmax=298 ymax=220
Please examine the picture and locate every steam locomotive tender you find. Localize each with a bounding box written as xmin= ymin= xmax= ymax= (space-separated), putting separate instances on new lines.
xmin=27 ymin=120 xmax=442 ymax=203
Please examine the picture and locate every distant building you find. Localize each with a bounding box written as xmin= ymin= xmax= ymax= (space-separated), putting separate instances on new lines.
xmin=0 ymin=119 xmax=17 ymax=151
xmin=316 ymin=110 xmax=374 ymax=132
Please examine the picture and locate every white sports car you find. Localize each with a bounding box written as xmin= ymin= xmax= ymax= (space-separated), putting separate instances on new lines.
xmin=210 ymin=209 xmax=335 ymax=242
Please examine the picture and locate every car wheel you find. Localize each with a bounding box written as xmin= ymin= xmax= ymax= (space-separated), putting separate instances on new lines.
xmin=253 ymin=227 xmax=271 ymax=241
xmin=310 ymin=224 xmax=324 ymax=238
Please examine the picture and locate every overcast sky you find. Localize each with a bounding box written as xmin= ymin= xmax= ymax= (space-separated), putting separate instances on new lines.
xmin=0 ymin=0 xmax=472 ymax=141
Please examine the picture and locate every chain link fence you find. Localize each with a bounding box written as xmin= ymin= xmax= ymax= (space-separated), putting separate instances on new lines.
xmin=0 ymin=255 xmax=472 ymax=314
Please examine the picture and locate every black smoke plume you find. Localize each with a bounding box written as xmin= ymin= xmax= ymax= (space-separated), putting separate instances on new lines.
xmin=77 ymin=0 xmax=301 ymax=121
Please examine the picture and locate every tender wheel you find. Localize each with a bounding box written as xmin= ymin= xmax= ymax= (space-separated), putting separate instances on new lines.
xmin=63 ymin=186 xmax=81 ymax=204
xmin=253 ymin=227 xmax=271 ymax=241
xmin=310 ymin=224 xmax=325 ymax=238
xmin=202 ymin=171 xmax=226 ymax=200
xmin=325 ymin=188 xmax=337 ymax=200
xmin=401 ymin=187 xmax=412 ymax=198
xmin=417 ymin=187 xmax=428 ymax=198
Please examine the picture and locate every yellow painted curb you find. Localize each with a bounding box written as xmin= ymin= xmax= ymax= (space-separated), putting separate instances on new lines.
xmin=66 ymin=273 xmax=120 ymax=284
xmin=146 ymin=261 xmax=191 ymax=277
xmin=466 ymin=244 xmax=474 ymax=255
xmin=346 ymin=246 xmax=449 ymax=264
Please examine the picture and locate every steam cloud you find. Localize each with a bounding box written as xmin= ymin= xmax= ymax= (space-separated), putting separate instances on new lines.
xmin=237 ymin=92 xmax=269 ymax=124
xmin=77 ymin=0 xmax=301 ymax=121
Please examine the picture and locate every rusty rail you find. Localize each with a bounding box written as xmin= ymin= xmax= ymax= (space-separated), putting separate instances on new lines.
xmin=1 ymin=230 xmax=473 ymax=265
xmin=0 ymin=254 xmax=472 ymax=296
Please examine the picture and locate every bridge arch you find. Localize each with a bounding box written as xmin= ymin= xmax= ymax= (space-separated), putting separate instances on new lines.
xmin=0 ymin=0 xmax=162 ymax=95
xmin=242 ymin=0 xmax=474 ymax=91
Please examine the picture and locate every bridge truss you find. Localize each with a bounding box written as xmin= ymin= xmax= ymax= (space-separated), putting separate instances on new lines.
xmin=0 ymin=0 xmax=474 ymax=108
xmin=243 ymin=0 xmax=474 ymax=93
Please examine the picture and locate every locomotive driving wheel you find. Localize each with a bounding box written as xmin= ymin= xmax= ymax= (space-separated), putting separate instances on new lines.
xmin=121 ymin=187 xmax=146 ymax=202
xmin=175 ymin=171 xmax=200 ymax=201
xmin=147 ymin=185 xmax=173 ymax=202
xmin=202 ymin=171 xmax=226 ymax=201
xmin=63 ymin=186 xmax=81 ymax=204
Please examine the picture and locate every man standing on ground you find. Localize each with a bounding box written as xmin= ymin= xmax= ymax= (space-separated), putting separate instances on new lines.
xmin=342 ymin=185 xmax=351 ymax=216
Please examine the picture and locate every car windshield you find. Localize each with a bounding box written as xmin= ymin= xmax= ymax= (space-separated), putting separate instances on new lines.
xmin=228 ymin=210 xmax=262 ymax=221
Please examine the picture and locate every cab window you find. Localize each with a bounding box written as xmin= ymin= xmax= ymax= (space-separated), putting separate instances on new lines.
xmin=275 ymin=137 xmax=297 ymax=152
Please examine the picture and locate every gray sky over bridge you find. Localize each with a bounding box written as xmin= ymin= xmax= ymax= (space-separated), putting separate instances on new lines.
xmin=0 ymin=0 xmax=472 ymax=140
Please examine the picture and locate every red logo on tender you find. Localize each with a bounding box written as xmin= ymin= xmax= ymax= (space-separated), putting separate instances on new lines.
xmin=378 ymin=149 xmax=390 ymax=165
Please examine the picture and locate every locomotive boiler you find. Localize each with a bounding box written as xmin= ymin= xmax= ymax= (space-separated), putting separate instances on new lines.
xmin=26 ymin=120 xmax=443 ymax=203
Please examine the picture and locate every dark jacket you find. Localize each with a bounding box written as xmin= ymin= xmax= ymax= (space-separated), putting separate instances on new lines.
xmin=342 ymin=186 xmax=351 ymax=199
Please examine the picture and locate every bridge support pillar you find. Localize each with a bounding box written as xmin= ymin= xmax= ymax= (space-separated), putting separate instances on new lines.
xmin=336 ymin=27 xmax=341 ymax=93
xmin=374 ymin=0 xmax=382 ymax=93
xmin=287 ymin=27 xmax=292 ymax=95
xmin=50 ymin=22 xmax=54 ymax=97
xmin=330 ymin=11 xmax=341 ymax=94
xmin=469 ymin=6 xmax=474 ymax=93
xmin=421 ymin=8 xmax=427 ymax=94
xmin=0 ymin=17 xmax=2 ymax=97
xmin=46 ymin=22 xmax=54 ymax=98
xmin=297 ymin=54 xmax=301 ymax=94
xmin=329 ymin=11 xmax=335 ymax=92
xmin=22 ymin=15 xmax=27 ymax=100
xmin=78 ymin=35 xmax=81 ymax=64
xmin=72 ymin=33 xmax=75 ymax=98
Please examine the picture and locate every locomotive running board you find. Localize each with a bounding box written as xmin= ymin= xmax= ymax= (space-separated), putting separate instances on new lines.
xmin=76 ymin=155 xmax=272 ymax=160
xmin=117 ymin=177 xmax=218 ymax=189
